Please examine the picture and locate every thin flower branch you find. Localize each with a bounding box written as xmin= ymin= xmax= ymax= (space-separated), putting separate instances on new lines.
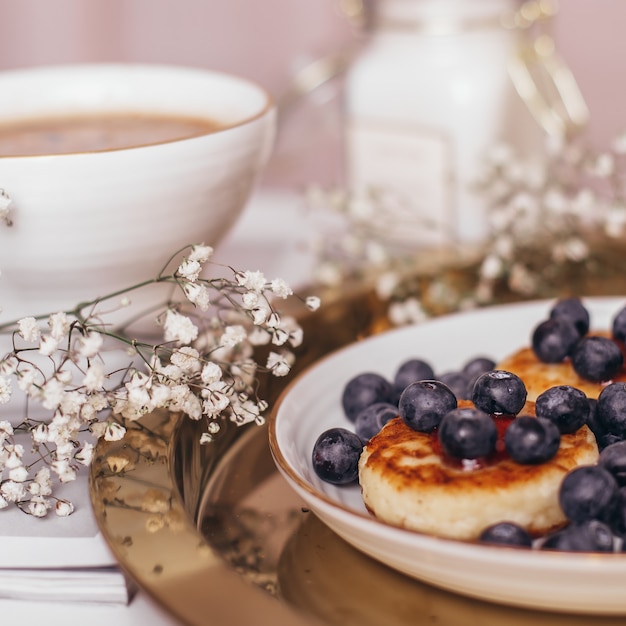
xmin=0 ymin=243 xmax=319 ymax=518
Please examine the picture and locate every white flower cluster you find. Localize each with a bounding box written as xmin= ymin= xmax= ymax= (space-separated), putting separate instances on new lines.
xmin=307 ymin=129 xmax=626 ymax=323
xmin=473 ymin=133 xmax=626 ymax=302
xmin=0 ymin=244 xmax=319 ymax=517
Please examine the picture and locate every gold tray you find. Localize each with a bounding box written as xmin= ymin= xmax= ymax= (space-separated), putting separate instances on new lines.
xmin=89 ymin=282 xmax=626 ymax=626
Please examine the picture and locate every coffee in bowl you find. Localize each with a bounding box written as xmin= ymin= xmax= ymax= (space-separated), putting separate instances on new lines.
xmin=0 ymin=112 xmax=228 ymax=156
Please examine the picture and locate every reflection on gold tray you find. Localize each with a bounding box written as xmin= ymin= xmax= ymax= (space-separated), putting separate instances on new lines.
xmin=90 ymin=278 xmax=626 ymax=626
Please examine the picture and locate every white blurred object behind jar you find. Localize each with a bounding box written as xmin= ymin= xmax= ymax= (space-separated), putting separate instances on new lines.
xmin=344 ymin=0 xmax=551 ymax=247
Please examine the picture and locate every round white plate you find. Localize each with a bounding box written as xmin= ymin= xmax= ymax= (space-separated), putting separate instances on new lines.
xmin=269 ymin=297 xmax=626 ymax=615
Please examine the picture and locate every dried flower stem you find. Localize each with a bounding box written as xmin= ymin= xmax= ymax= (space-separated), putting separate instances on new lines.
xmin=0 ymin=243 xmax=319 ymax=517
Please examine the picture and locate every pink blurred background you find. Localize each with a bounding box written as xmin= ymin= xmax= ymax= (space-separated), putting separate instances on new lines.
xmin=0 ymin=0 xmax=623 ymax=185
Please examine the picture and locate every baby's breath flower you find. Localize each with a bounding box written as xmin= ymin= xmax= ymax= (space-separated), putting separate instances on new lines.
xmin=75 ymin=443 xmax=94 ymax=466
xmin=54 ymin=461 xmax=77 ymax=483
xmin=305 ymin=296 xmax=321 ymax=311
xmin=28 ymin=496 xmax=50 ymax=518
xmin=55 ymin=499 xmax=74 ymax=517
xmin=0 ymin=376 xmax=11 ymax=404
xmin=0 ymin=421 xmax=14 ymax=439
xmin=1 ymin=480 xmax=26 ymax=502
xmin=177 ymin=259 xmax=202 ymax=282
xmin=76 ymin=331 xmax=103 ymax=358
xmin=182 ymin=393 xmax=202 ymax=420
xmin=202 ymin=390 xmax=230 ymax=417
xmin=235 ymin=270 xmax=266 ymax=293
xmin=221 ymin=325 xmax=247 ymax=347
xmin=279 ymin=317 xmax=304 ymax=348
xmin=271 ymin=327 xmax=290 ymax=346
xmin=83 ymin=362 xmax=105 ymax=391
xmin=201 ymin=362 xmax=222 ymax=384
xmin=479 ymin=254 xmax=503 ymax=280
xmin=104 ymin=422 xmax=127 ymax=441
xmin=39 ymin=334 xmax=59 ymax=356
xmin=266 ymin=312 xmax=280 ymax=328
xmin=163 ymin=309 xmax=199 ymax=344
xmin=170 ymin=346 xmax=202 ymax=373
xmin=271 ymin=278 xmax=293 ymax=299
xmin=242 ymin=292 xmax=259 ymax=309
xmin=17 ymin=366 xmax=38 ymax=394
xmin=183 ymin=282 xmax=210 ymax=311
xmin=31 ymin=423 xmax=48 ymax=444
xmin=33 ymin=467 xmax=52 ymax=495
xmin=5 ymin=444 xmax=24 ymax=468
xmin=388 ymin=298 xmax=428 ymax=326
xmin=266 ymin=351 xmax=292 ymax=377
xmin=199 ymin=432 xmax=214 ymax=444
xmin=41 ymin=377 xmax=66 ymax=410
xmin=48 ymin=312 xmax=71 ymax=340
xmin=9 ymin=465 xmax=29 ymax=483
xmin=188 ymin=244 xmax=213 ymax=263
xmin=17 ymin=317 xmax=40 ymax=342
xmin=375 ymin=271 xmax=400 ymax=300
xmin=251 ymin=306 xmax=269 ymax=325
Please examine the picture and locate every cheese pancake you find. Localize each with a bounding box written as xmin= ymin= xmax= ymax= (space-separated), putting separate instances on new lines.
xmin=358 ymin=401 xmax=598 ymax=541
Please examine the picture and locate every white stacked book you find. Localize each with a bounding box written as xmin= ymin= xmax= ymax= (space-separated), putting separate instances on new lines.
xmin=0 ymin=470 xmax=131 ymax=604
xmin=0 ymin=364 xmax=132 ymax=606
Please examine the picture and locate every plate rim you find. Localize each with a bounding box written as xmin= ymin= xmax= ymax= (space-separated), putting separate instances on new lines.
xmin=268 ymin=296 xmax=626 ymax=582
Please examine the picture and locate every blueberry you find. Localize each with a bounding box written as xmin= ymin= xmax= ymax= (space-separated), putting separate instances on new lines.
xmin=550 ymin=297 xmax=590 ymax=336
xmin=398 ymin=380 xmax=457 ymax=432
xmin=541 ymin=520 xmax=615 ymax=553
xmin=571 ymin=336 xmax=623 ymax=383
xmin=437 ymin=371 xmax=472 ymax=400
xmin=471 ymin=369 xmax=527 ymax=416
xmin=599 ymin=441 xmax=626 ymax=487
xmin=504 ymin=416 xmax=560 ymax=464
xmin=531 ymin=317 xmax=580 ymax=363
xmin=438 ymin=407 xmax=497 ymax=459
xmin=461 ymin=356 xmax=496 ymax=380
xmin=585 ymin=398 xmax=605 ymax=438
xmin=612 ymin=304 xmax=626 ymax=343
xmin=597 ymin=382 xmax=626 ymax=437
xmin=354 ymin=402 xmax=398 ymax=441
xmin=311 ymin=427 xmax=363 ymax=485
xmin=587 ymin=397 xmax=623 ymax=449
xmin=602 ymin=486 xmax=626 ymax=538
xmin=393 ymin=359 xmax=435 ymax=396
xmin=535 ymin=385 xmax=590 ymax=434
xmin=341 ymin=372 xmax=393 ymax=422
xmin=478 ymin=522 xmax=532 ymax=548
xmin=597 ymin=432 xmax=625 ymax=451
xmin=559 ymin=465 xmax=618 ymax=523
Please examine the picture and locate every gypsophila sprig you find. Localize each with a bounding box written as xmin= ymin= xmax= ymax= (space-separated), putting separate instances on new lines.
xmin=0 ymin=243 xmax=318 ymax=517
xmin=307 ymin=130 xmax=626 ymax=326
xmin=473 ymin=132 xmax=626 ymax=302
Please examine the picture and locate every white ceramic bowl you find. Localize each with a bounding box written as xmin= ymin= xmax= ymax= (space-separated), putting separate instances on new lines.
xmin=0 ymin=63 xmax=276 ymax=330
xmin=270 ymin=297 xmax=626 ymax=615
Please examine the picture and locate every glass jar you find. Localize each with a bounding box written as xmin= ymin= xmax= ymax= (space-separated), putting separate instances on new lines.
xmin=343 ymin=0 xmax=575 ymax=247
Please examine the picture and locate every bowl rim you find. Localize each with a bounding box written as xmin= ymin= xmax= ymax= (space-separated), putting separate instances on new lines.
xmin=0 ymin=62 xmax=275 ymax=159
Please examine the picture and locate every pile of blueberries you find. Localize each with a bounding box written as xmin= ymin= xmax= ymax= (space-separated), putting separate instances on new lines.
xmin=311 ymin=297 xmax=626 ymax=552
